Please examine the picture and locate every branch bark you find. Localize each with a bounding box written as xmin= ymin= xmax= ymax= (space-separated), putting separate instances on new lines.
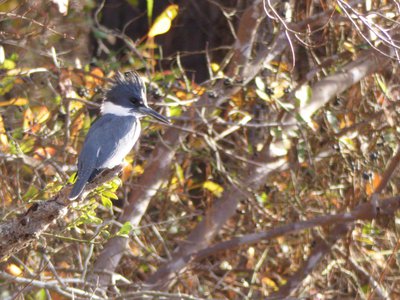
xmin=0 ymin=166 xmax=122 ymax=261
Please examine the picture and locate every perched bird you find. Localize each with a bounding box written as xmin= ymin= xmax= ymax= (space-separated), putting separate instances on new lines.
xmin=68 ymin=71 xmax=169 ymax=200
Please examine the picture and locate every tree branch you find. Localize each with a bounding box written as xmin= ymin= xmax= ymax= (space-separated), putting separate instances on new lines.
xmin=0 ymin=166 xmax=123 ymax=261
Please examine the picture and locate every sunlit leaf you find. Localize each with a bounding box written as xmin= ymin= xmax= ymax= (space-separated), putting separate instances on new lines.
xmin=294 ymin=84 xmax=312 ymax=107
xmin=175 ymin=163 xmax=184 ymax=185
xmin=133 ymin=164 xmax=144 ymax=175
xmin=20 ymin=138 xmax=35 ymax=153
xmin=339 ymin=135 xmax=357 ymax=151
xmin=169 ymin=105 xmax=182 ymax=117
xmin=262 ymin=277 xmax=279 ymax=291
xmin=343 ymin=41 xmax=356 ymax=53
xmin=5 ymin=264 xmax=23 ymax=276
xmin=71 ymin=113 xmax=85 ymax=140
xmin=0 ymin=58 xmax=16 ymax=70
xmin=255 ymin=76 xmax=266 ymax=91
xmin=101 ymin=196 xmax=113 ymax=209
xmin=0 ymin=114 xmax=8 ymax=148
xmin=211 ymin=62 xmax=223 ymax=76
xmin=0 ymin=97 xmax=28 ymax=107
xmin=84 ymin=67 xmax=105 ymax=90
xmin=203 ymin=180 xmax=224 ymax=197
xmin=256 ymin=192 xmax=268 ymax=204
xmin=31 ymin=106 xmax=50 ymax=124
xmin=0 ymin=46 xmax=4 ymax=64
xmin=102 ymin=190 xmax=119 ymax=200
xmin=256 ymin=89 xmax=271 ymax=102
xmin=148 ymin=4 xmax=179 ymax=38
xmin=110 ymin=176 xmax=122 ymax=189
xmin=374 ymin=74 xmax=388 ymax=94
xmin=23 ymin=106 xmax=50 ymax=133
xmin=33 ymin=147 xmax=56 ymax=160
xmin=211 ymin=63 xmax=220 ymax=72
xmin=117 ymin=221 xmax=134 ymax=237
xmin=22 ymin=186 xmax=39 ymax=201
xmin=0 ymin=76 xmax=15 ymax=95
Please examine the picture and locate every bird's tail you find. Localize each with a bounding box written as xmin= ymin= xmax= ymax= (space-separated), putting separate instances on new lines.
xmin=68 ymin=177 xmax=87 ymax=200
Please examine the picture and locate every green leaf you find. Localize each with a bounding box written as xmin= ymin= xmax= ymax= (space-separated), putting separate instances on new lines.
xmin=101 ymin=196 xmax=113 ymax=209
xmin=256 ymin=192 xmax=268 ymax=204
xmin=111 ymin=176 xmax=122 ymax=188
xmin=169 ymin=105 xmax=182 ymax=117
xmin=0 ymin=59 xmax=16 ymax=70
xmin=0 ymin=76 xmax=16 ymax=96
xmin=147 ymin=0 xmax=154 ymax=25
xmin=33 ymin=288 xmax=46 ymax=300
xmin=68 ymin=172 xmax=77 ymax=184
xmin=374 ymin=74 xmax=388 ymax=94
xmin=101 ymin=230 xmax=111 ymax=239
xmin=117 ymin=221 xmax=134 ymax=237
xmin=22 ymin=186 xmax=39 ymax=201
xmin=102 ymin=190 xmax=119 ymax=200
xmin=20 ymin=138 xmax=35 ymax=153
xmin=175 ymin=163 xmax=184 ymax=185
xmin=92 ymin=28 xmax=109 ymax=40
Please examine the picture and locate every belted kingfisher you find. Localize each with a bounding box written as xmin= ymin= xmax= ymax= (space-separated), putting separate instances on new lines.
xmin=68 ymin=71 xmax=169 ymax=200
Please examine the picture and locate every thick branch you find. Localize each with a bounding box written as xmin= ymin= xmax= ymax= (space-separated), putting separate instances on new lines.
xmin=0 ymin=166 xmax=122 ymax=261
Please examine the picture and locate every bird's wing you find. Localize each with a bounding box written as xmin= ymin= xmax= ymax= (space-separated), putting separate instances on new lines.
xmin=69 ymin=115 xmax=115 ymax=200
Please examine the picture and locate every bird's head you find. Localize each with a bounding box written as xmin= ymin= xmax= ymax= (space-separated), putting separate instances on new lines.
xmin=101 ymin=71 xmax=169 ymax=124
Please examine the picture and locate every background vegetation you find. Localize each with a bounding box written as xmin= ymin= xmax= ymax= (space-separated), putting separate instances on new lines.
xmin=1 ymin=0 xmax=400 ymax=299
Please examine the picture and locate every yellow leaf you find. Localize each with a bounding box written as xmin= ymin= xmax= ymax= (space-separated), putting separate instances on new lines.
xmin=0 ymin=114 xmax=8 ymax=148
xmin=133 ymin=164 xmax=144 ymax=175
xmin=148 ymin=4 xmax=179 ymax=38
xmin=203 ymin=180 xmax=224 ymax=197
xmin=211 ymin=63 xmax=220 ymax=72
xmin=71 ymin=113 xmax=85 ymax=140
xmin=0 ymin=134 xmax=7 ymax=148
xmin=175 ymin=163 xmax=184 ymax=185
xmin=23 ymin=107 xmax=34 ymax=131
xmin=23 ymin=106 xmax=50 ymax=133
xmin=262 ymin=277 xmax=279 ymax=291
xmin=6 ymin=264 xmax=22 ymax=276
xmin=31 ymin=106 xmax=50 ymax=124
xmin=0 ymin=97 xmax=28 ymax=107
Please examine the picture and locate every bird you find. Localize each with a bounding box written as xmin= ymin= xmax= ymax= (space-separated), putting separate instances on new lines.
xmin=68 ymin=71 xmax=169 ymax=200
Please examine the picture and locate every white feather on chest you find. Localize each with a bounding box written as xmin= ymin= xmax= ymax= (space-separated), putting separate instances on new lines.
xmin=100 ymin=117 xmax=141 ymax=169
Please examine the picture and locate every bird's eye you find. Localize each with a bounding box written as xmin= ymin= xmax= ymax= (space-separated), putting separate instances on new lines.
xmin=130 ymin=97 xmax=143 ymax=106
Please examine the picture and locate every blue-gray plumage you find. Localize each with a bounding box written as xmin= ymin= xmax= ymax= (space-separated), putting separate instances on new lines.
xmin=69 ymin=71 xmax=169 ymax=200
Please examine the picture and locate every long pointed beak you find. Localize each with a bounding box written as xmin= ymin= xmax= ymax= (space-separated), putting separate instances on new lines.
xmin=140 ymin=106 xmax=170 ymax=124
